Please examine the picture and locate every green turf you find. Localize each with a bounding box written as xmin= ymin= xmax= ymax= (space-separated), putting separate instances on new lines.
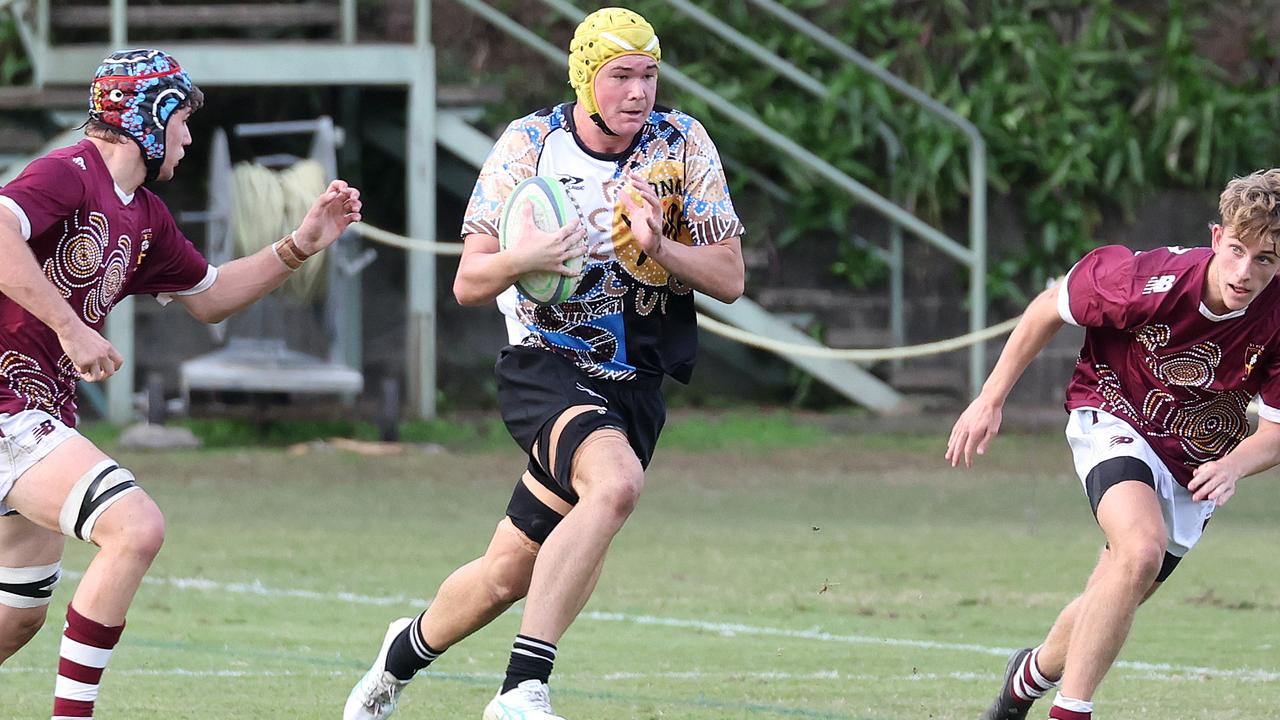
xmin=3 ymin=428 xmax=1278 ymax=718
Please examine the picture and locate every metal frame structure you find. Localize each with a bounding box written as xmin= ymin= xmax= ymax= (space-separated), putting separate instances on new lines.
xmin=176 ymin=117 xmax=367 ymax=405
xmin=4 ymin=0 xmax=440 ymax=420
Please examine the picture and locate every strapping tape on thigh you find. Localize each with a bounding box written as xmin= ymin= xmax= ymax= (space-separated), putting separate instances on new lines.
xmin=0 ymin=561 xmax=61 ymax=608
xmin=58 ymin=460 xmax=139 ymax=543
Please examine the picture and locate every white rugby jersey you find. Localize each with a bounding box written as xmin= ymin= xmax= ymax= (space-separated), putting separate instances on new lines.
xmin=462 ymin=102 xmax=744 ymax=383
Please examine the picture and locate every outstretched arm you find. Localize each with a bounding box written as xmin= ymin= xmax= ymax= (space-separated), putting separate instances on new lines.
xmin=619 ymin=172 xmax=744 ymax=303
xmin=945 ymin=284 xmax=1065 ymax=467
xmin=1188 ymin=417 xmax=1280 ymax=507
xmin=178 ymin=181 xmax=361 ymax=323
xmin=0 ymin=207 xmax=123 ymax=382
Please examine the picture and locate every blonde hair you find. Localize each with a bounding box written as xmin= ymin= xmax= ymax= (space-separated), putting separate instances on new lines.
xmin=1219 ymin=169 xmax=1280 ymax=249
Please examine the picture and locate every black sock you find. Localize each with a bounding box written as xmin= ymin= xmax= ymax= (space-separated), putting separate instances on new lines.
xmin=383 ymin=613 xmax=443 ymax=681
xmin=500 ymin=634 xmax=557 ymax=693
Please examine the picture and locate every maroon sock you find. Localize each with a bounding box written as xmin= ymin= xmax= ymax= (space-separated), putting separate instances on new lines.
xmin=1048 ymin=705 xmax=1092 ymax=720
xmin=1011 ymin=647 xmax=1057 ymax=705
xmin=52 ymin=604 xmax=125 ymax=719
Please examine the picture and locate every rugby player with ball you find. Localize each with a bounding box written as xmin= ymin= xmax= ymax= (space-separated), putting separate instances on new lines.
xmin=345 ymin=7 xmax=745 ymax=720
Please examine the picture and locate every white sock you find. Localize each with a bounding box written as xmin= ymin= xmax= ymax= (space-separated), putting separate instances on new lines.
xmin=1053 ymin=693 xmax=1094 ymax=713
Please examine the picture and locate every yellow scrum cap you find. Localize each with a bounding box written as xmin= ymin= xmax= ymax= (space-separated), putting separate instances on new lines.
xmin=568 ymin=7 xmax=661 ymax=124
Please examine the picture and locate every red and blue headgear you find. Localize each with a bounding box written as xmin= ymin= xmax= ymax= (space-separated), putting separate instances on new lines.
xmin=89 ymin=49 xmax=196 ymax=181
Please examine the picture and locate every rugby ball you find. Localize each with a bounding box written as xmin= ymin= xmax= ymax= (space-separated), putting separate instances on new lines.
xmin=499 ymin=176 xmax=584 ymax=306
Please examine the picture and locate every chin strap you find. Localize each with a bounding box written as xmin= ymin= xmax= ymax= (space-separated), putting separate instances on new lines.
xmin=589 ymin=112 xmax=619 ymax=137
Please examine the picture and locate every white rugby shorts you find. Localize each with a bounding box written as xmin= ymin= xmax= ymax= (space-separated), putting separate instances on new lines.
xmin=0 ymin=409 xmax=79 ymax=516
xmin=1065 ymin=407 xmax=1214 ymax=556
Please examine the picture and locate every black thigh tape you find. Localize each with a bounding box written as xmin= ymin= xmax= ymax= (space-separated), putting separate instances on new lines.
xmin=1085 ymin=456 xmax=1155 ymax=516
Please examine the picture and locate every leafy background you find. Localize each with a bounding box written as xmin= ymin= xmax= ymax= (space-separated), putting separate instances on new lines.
xmin=470 ymin=0 xmax=1280 ymax=301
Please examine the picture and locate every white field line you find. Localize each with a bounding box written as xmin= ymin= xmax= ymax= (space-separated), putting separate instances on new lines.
xmin=0 ymin=666 xmax=968 ymax=682
xmin=0 ymin=666 xmax=1257 ymax=685
xmin=57 ymin=572 xmax=1280 ymax=683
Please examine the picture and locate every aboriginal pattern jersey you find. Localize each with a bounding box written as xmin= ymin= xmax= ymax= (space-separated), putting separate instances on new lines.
xmin=1060 ymin=244 xmax=1280 ymax=486
xmin=0 ymin=140 xmax=212 ymax=425
xmin=462 ymin=103 xmax=744 ymax=383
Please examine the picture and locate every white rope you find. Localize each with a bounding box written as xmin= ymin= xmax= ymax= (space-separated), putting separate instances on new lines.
xmin=346 ymin=220 xmax=1019 ymax=360
xmin=347 ymin=223 xmax=465 ymax=256
xmin=696 ymin=313 xmax=1021 ymax=361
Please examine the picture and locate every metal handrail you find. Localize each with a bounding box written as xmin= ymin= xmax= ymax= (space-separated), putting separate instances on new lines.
xmin=652 ymin=0 xmax=909 ymax=353
xmin=743 ymin=0 xmax=988 ymax=395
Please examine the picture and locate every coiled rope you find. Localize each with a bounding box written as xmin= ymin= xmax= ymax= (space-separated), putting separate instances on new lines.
xmin=232 ymin=159 xmax=329 ymax=301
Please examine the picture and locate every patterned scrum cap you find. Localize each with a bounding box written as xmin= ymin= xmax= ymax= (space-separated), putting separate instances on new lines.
xmin=568 ymin=7 xmax=660 ymax=134
xmin=89 ymin=49 xmax=195 ymax=180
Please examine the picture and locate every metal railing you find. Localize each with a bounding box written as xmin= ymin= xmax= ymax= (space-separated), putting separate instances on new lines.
xmin=744 ymin=0 xmax=989 ymax=395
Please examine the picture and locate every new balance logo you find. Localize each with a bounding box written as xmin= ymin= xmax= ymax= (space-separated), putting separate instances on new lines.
xmin=32 ymin=420 xmax=56 ymax=443
xmin=72 ymin=157 xmax=87 ymax=171
xmin=1142 ymin=275 xmax=1176 ymax=295
xmin=1110 ymin=435 xmax=1134 ymax=447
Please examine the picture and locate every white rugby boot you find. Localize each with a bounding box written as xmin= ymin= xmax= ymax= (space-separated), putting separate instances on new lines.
xmin=344 ymin=617 xmax=415 ymax=720
xmin=481 ymin=679 xmax=566 ymax=720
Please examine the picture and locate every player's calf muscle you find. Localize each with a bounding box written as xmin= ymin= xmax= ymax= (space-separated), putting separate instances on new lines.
xmin=0 ymin=606 xmax=47 ymax=660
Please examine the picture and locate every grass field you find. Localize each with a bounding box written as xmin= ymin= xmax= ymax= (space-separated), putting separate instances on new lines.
xmin=3 ymin=413 xmax=1278 ymax=719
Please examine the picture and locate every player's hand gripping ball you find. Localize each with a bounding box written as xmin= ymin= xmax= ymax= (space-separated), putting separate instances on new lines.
xmin=499 ymin=176 xmax=586 ymax=305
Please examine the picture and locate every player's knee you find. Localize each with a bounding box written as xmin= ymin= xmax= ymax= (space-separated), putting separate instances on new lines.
xmin=481 ymin=550 xmax=532 ymax=605
xmin=587 ymin=470 xmax=645 ymax=518
xmin=121 ymin=500 xmax=166 ymax=562
xmin=483 ymin=568 xmax=530 ymax=606
xmin=1112 ymin=538 xmax=1166 ymax=584
xmin=96 ymin=493 xmax=166 ymax=561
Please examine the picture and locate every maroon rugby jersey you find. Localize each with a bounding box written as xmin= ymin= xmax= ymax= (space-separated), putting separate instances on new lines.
xmin=0 ymin=140 xmax=212 ymax=425
xmin=1059 ymin=244 xmax=1280 ymax=486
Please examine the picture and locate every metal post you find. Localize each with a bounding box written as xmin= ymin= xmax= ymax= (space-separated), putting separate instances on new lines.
xmin=33 ymin=0 xmax=49 ymax=87
xmin=339 ymin=88 xmax=365 ymax=376
xmin=104 ymin=296 xmax=134 ymax=424
xmin=415 ymin=0 xmax=429 ymax=48
xmin=889 ymin=226 xmax=904 ymax=374
xmin=340 ymin=0 xmax=356 ymax=44
xmin=110 ymin=0 xmax=126 ymax=48
xmin=406 ymin=42 xmax=437 ymax=418
xmin=968 ymin=145 xmax=988 ymax=397
xmin=104 ymin=0 xmax=131 ymax=423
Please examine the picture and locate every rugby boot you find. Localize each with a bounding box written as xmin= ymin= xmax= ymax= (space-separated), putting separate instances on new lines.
xmin=980 ymin=647 xmax=1036 ymax=720
xmin=482 ymin=679 xmax=566 ymax=720
xmin=344 ymin=617 xmax=415 ymax=720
